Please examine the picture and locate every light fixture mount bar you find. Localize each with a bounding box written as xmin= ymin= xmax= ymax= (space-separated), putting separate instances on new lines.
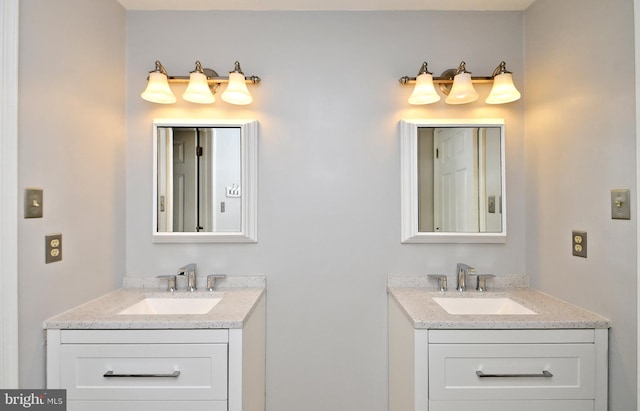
xmin=400 ymin=60 xmax=511 ymax=85
xmin=399 ymin=75 xmax=493 ymax=85
xmin=165 ymin=72 xmax=261 ymax=85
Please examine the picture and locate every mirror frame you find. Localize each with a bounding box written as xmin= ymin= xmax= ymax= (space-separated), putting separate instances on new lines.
xmin=152 ymin=118 xmax=258 ymax=243
xmin=400 ymin=118 xmax=507 ymax=243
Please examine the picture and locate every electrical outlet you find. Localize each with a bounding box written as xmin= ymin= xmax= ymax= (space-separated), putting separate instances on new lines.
xmin=226 ymin=185 xmax=241 ymax=198
xmin=45 ymin=234 xmax=62 ymax=264
xmin=572 ymin=230 xmax=587 ymax=258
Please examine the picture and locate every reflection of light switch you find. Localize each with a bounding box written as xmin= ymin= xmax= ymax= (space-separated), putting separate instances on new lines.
xmin=611 ymin=189 xmax=631 ymax=220
xmin=488 ymin=196 xmax=496 ymax=214
xmin=220 ymin=202 xmax=226 ymax=213
xmin=25 ymin=188 xmax=43 ymax=218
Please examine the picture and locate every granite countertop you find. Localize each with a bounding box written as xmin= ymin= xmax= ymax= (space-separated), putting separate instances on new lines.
xmin=388 ymin=277 xmax=610 ymax=329
xmin=44 ymin=277 xmax=265 ymax=330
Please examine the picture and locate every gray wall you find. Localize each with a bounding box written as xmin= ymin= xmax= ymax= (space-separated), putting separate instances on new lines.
xmin=18 ymin=0 xmax=126 ymax=387
xmin=524 ymin=0 xmax=637 ymax=409
xmin=126 ymin=10 xmax=526 ymax=411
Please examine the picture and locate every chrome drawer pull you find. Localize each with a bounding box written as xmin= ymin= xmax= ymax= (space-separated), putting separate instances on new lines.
xmin=476 ymin=370 xmax=553 ymax=378
xmin=103 ymin=370 xmax=181 ymax=378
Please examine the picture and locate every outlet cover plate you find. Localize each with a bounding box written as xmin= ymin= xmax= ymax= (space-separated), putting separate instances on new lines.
xmin=45 ymin=233 xmax=62 ymax=264
xmin=572 ymin=230 xmax=587 ymax=258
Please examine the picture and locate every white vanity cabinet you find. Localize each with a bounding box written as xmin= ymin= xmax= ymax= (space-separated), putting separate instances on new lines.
xmin=47 ymin=329 xmax=229 ymax=411
xmin=46 ymin=291 xmax=266 ymax=411
xmin=388 ymin=295 xmax=609 ymax=411
xmin=427 ymin=329 xmax=607 ymax=411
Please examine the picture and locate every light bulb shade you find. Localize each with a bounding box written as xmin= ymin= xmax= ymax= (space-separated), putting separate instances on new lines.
xmin=485 ymin=72 xmax=521 ymax=104
xmin=221 ymin=72 xmax=253 ymax=105
xmin=445 ymin=72 xmax=479 ymax=104
xmin=408 ymin=72 xmax=441 ymax=105
xmin=183 ymin=71 xmax=215 ymax=104
xmin=141 ymin=72 xmax=176 ymax=104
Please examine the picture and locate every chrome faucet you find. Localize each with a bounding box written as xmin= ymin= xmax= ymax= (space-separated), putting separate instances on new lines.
xmin=456 ymin=263 xmax=476 ymax=292
xmin=178 ymin=263 xmax=197 ymax=292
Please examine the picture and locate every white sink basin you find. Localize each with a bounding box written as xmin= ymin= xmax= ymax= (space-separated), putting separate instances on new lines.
xmin=118 ymin=297 xmax=222 ymax=315
xmin=432 ymin=297 xmax=537 ymax=315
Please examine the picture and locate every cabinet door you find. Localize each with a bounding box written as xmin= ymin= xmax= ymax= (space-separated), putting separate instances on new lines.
xmin=61 ymin=343 xmax=227 ymax=401
xmin=429 ymin=343 xmax=595 ymax=400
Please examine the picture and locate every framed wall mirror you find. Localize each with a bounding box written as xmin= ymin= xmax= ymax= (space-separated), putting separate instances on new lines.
xmin=153 ymin=119 xmax=258 ymax=243
xmin=400 ymin=119 xmax=506 ymax=243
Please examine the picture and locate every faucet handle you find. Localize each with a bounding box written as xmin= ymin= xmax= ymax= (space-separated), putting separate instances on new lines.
xmin=157 ymin=275 xmax=177 ymax=292
xmin=476 ymin=274 xmax=496 ymax=292
xmin=428 ymin=275 xmax=448 ymax=292
xmin=207 ymin=275 xmax=227 ymax=291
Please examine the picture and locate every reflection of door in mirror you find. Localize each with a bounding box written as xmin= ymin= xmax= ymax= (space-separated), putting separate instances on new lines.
xmin=157 ymin=127 xmax=242 ymax=233
xmin=418 ymin=127 xmax=502 ymax=233
xmin=433 ymin=127 xmax=479 ymax=232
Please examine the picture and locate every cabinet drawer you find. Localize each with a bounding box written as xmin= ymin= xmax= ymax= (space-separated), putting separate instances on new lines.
xmin=68 ymin=400 xmax=227 ymax=411
xmin=428 ymin=399 xmax=593 ymax=411
xmin=429 ymin=343 xmax=595 ymax=400
xmin=61 ymin=343 xmax=227 ymax=401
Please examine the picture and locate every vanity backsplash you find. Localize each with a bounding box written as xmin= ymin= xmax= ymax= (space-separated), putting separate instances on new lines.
xmin=123 ymin=275 xmax=266 ymax=290
xmin=388 ymin=274 xmax=529 ymax=290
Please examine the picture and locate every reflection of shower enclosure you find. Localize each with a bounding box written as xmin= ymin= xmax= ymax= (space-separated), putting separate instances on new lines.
xmin=172 ymin=128 xmax=199 ymax=231
xmin=157 ymin=127 xmax=242 ymax=233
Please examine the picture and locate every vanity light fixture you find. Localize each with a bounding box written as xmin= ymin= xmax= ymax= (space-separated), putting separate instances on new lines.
xmin=399 ymin=60 xmax=521 ymax=105
xmin=407 ymin=62 xmax=441 ymax=104
xmin=182 ymin=61 xmax=216 ymax=104
xmin=445 ymin=61 xmax=479 ymax=104
xmin=141 ymin=60 xmax=261 ymax=105
xmin=140 ymin=61 xmax=176 ymax=104
xmin=221 ymin=61 xmax=253 ymax=105
xmin=485 ymin=61 xmax=521 ymax=104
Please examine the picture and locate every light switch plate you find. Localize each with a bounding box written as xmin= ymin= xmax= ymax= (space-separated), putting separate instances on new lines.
xmin=611 ymin=189 xmax=631 ymax=220
xmin=24 ymin=188 xmax=43 ymax=218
